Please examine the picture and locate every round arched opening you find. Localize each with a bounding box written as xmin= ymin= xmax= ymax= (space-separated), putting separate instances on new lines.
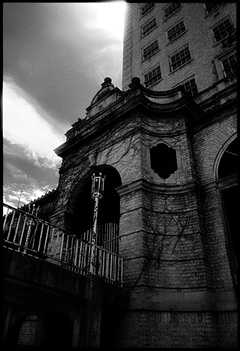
xmin=65 ymin=165 xmax=122 ymax=253
xmin=217 ymin=137 xmax=239 ymax=287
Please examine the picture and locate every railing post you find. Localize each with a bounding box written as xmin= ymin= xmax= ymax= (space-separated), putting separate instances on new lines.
xmin=6 ymin=210 xmax=16 ymax=241
xmin=19 ymin=215 xmax=28 ymax=250
xmin=43 ymin=225 xmax=50 ymax=255
xmin=37 ymin=222 xmax=45 ymax=253
xmin=59 ymin=233 xmax=64 ymax=261
xmin=13 ymin=212 xmax=21 ymax=244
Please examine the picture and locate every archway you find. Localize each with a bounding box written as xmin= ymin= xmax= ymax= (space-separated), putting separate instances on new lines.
xmin=217 ymin=137 xmax=239 ymax=287
xmin=14 ymin=311 xmax=72 ymax=347
xmin=65 ymin=165 xmax=122 ymax=253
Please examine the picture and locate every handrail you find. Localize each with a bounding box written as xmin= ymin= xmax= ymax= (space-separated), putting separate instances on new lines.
xmin=3 ymin=203 xmax=123 ymax=286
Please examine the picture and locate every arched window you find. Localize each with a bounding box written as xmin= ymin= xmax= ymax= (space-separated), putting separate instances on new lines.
xmin=65 ymin=165 xmax=122 ymax=253
xmin=218 ymin=138 xmax=239 ymax=287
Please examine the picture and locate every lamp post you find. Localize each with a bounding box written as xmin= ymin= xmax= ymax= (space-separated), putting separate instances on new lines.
xmin=90 ymin=172 xmax=105 ymax=275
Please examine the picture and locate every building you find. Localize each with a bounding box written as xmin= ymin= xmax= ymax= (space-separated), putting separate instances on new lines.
xmin=2 ymin=2 xmax=238 ymax=348
xmin=122 ymin=3 xmax=236 ymax=93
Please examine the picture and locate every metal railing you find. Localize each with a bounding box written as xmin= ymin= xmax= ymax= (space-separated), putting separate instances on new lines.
xmin=2 ymin=203 xmax=123 ymax=286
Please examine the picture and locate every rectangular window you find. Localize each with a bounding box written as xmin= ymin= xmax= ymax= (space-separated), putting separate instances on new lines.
xmin=213 ymin=19 xmax=235 ymax=42
xmin=169 ymin=46 xmax=191 ymax=72
xmin=181 ymin=78 xmax=198 ymax=96
xmin=204 ymin=1 xmax=223 ymax=14
xmin=164 ymin=3 xmax=181 ymax=19
xmin=168 ymin=21 xmax=186 ymax=42
xmin=141 ymin=3 xmax=154 ymax=17
xmin=141 ymin=18 xmax=157 ymax=38
xmin=221 ymin=53 xmax=237 ymax=79
xmin=144 ymin=66 xmax=161 ymax=87
xmin=142 ymin=40 xmax=159 ymax=61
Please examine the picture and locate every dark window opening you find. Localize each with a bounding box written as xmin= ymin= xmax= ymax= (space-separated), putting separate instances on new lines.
xmin=181 ymin=78 xmax=198 ymax=97
xmin=164 ymin=3 xmax=181 ymax=20
xmin=141 ymin=18 xmax=157 ymax=38
xmin=169 ymin=46 xmax=192 ymax=72
xmin=205 ymin=2 xmax=220 ymax=14
xmin=150 ymin=143 xmax=177 ymax=179
xmin=167 ymin=21 xmax=186 ymax=42
xmin=142 ymin=40 xmax=159 ymax=61
xmin=140 ymin=3 xmax=154 ymax=17
xmin=218 ymin=138 xmax=239 ymax=288
xmin=221 ymin=53 xmax=237 ymax=80
xmin=144 ymin=66 xmax=161 ymax=87
xmin=218 ymin=138 xmax=239 ymax=179
xmin=213 ymin=19 xmax=235 ymax=43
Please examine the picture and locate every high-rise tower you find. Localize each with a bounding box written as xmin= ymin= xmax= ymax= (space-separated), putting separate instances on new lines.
xmin=122 ymin=3 xmax=236 ymax=94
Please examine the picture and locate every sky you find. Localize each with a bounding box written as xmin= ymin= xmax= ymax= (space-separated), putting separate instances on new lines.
xmin=3 ymin=2 xmax=127 ymax=208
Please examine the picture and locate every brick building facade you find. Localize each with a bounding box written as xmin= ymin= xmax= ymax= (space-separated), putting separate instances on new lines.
xmin=2 ymin=2 xmax=238 ymax=348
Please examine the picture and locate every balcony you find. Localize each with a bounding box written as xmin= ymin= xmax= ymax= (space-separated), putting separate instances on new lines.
xmin=2 ymin=203 xmax=123 ymax=286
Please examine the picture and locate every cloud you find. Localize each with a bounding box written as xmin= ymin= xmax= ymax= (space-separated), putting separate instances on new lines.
xmin=3 ymin=3 xmax=126 ymax=124
xmin=3 ymin=138 xmax=59 ymax=207
xmin=3 ymin=79 xmax=63 ymax=168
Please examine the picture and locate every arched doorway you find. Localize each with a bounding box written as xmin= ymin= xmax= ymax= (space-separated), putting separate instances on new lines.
xmin=15 ymin=311 xmax=73 ymax=347
xmin=65 ymin=165 xmax=122 ymax=253
xmin=16 ymin=314 xmax=44 ymax=346
xmin=217 ymin=138 xmax=239 ymax=287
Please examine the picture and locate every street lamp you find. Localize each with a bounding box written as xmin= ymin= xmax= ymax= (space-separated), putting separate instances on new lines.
xmin=90 ymin=172 xmax=105 ymax=274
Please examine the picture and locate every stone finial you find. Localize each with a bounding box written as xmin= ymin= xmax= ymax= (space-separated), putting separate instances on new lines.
xmin=101 ymin=77 xmax=113 ymax=88
xmin=128 ymin=77 xmax=141 ymax=90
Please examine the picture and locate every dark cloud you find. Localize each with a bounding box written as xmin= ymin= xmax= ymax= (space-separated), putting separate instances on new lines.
xmin=3 ymin=3 xmax=123 ymax=128
xmin=3 ymin=139 xmax=59 ymax=206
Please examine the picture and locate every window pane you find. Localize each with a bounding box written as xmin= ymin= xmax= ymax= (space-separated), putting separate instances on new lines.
xmin=170 ymin=47 xmax=191 ymax=71
xmin=141 ymin=3 xmax=154 ymax=17
xmin=168 ymin=21 xmax=186 ymax=41
xmin=144 ymin=66 xmax=161 ymax=87
xmin=165 ymin=3 xmax=181 ymax=19
xmin=143 ymin=41 xmax=159 ymax=60
xmin=141 ymin=19 xmax=157 ymax=38
xmin=222 ymin=53 xmax=237 ymax=79
xmin=213 ymin=19 xmax=235 ymax=42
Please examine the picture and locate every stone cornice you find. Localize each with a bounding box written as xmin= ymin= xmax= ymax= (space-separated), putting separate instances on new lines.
xmin=55 ymin=94 xmax=198 ymax=158
xmin=55 ymin=77 xmax=236 ymax=158
xmin=117 ymin=178 xmax=196 ymax=197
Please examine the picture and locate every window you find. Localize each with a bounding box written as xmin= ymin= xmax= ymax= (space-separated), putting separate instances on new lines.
xmin=144 ymin=66 xmax=162 ymax=87
xmin=205 ymin=2 xmax=220 ymax=14
xmin=150 ymin=143 xmax=177 ymax=179
xmin=221 ymin=53 xmax=237 ymax=79
xmin=141 ymin=18 xmax=157 ymax=38
xmin=142 ymin=40 xmax=159 ymax=61
xmin=213 ymin=18 xmax=235 ymax=42
xmin=164 ymin=3 xmax=181 ymax=19
xmin=169 ymin=46 xmax=191 ymax=72
xmin=218 ymin=138 xmax=239 ymax=288
xmin=181 ymin=78 xmax=198 ymax=97
xmin=168 ymin=21 xmax=186 ymax=42
xmin=140 ymin=3 xmax=154 ymax=17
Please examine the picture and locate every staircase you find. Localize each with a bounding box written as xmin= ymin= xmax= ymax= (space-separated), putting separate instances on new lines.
xmin=3 ymin=203 xmax=123 ymax=286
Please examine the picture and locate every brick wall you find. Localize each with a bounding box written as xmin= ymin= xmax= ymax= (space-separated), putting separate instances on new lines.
xmin=192 ymin=114 xmax=237 ymax=289
xmin=115 ymin=310 xmax=237 ymax=348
